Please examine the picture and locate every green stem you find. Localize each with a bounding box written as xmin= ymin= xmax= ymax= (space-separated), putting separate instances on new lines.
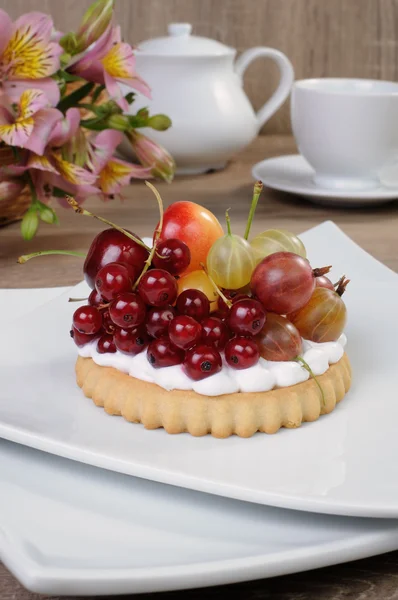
xmin=68 ymin=297 xmax=88 ymax=303
xmin=133 ymin=182 xmax=164 ymax=290
xmin=66 ymin=197 xmax=151 ymax=252
xmin=200 ymin=262 xmax=232 ymax=308
xmin=244 ymin=181 xmax=263 ymax=240
xmin=225 ymin=209 xmax=232 ymax=236
xmin=18 ymin=250 xmax=86 ymax=264
xmin=295 ymin=356 xmax=325 ymax=408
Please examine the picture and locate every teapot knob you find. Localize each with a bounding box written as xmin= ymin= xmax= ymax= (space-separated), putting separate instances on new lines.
xmin=168 ymin=23 xmax=192 ymax=37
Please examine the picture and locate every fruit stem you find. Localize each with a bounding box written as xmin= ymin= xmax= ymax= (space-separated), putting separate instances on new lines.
xmin=68 ymin=297 xmax=88 ymax=302
xmin=225 ymin=208 xmax=232 ymax=236
xmin=244 ymin=181 xmax=263 ymax=240
xmin=295 ymin=356 xmax=325 ymax=408
xmin=313 ymin=265 xmax=332 ymax=278
xmin=335 ymin=275 xmax=350 ymax=296
xmin=66 ymin=197 xmax=151 ymax=252
xmin=200 ymin=262 xmax=232 ymax=308
xmin=133 ymin=181 xmax=164 ymax=290
xmin=17 ymin=249 xmax=86 ymax=264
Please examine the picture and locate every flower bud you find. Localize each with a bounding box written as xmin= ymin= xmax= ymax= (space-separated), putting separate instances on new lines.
xmin=148 ymin=114 xmax=172 ymax=131
xmin=75 ymin=0 xmax=114 ymax=53
xmin=130 ymin=132 xmax=175 ymax=183
xmin=107 ymin=113 xmax=130 ymax=131
xmin=21 ymin=208 xmax=39 ymax=241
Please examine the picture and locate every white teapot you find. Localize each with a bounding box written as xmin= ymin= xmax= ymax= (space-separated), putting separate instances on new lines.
xmin=121 ymin=23 xmax=294 ymax=174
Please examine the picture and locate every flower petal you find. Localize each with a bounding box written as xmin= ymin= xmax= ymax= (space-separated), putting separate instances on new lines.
xmin=18 ymin=88 xmax=50 ymax=118
xmin=24 ymin=108 xmax=63 ymax=155
xmin=0 ymin=9 xmax=12 ymax=55
xmin=49 ymin=107 xmax=81 ymax=146
xmin=52 ymin=153 xmax=98 ymax=185
xmin=98 ymin=157 xmax=141 ymax=194
xmin=2 ymin=12 xmax=63 ymax=79
xmin=103 ymin=70 xmax=128 ymax=110
xmin=90 ymin=129 xmax=123 ymax=172
xmin=3 ymin=78 xmax=61 ymax=106
xmin=0 ymin=117 xmax=34 ymax=147
xmin=28 ymin=152 xmax=59 ymax=174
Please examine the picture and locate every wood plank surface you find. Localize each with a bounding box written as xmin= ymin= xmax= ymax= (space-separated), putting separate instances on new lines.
xmin=2 ymin=135 xmax=398 ymax=288
xmin=1 ymin=134 xmax=398 ymax=598
xmin=1 ymin=0 xmax=398 ymax=133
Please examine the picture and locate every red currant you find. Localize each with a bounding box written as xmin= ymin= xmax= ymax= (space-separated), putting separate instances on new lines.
xmin=138 ymin=269 xmax=178 ymax=307
xmin=73 ymin=305 xmax=102 ymax=334
xmin=109 ymin=292 xmax=146 ymax=328
xmin=228 ymin=298 xmax=266 ymax=336
xmin=95 ymin=262 xmax=133 ymax=301
xmin=88 ymin=289 xmax=104 ymax=307
xmin=217 ymin=291 xmax=249 ymax=315
xmin=152 ymin=239 xmax=191 ymax=275
xmin=70 ymin=326 xmax=100 ymax=347
xmin=169 ymin=315 xmax=203 ymax=350
xmin=147 ymin=337 xmax=185 ymax=368
xmin=201 ymin=316 xmax=229 ymax=349
xmin=97 ymin=334 xmax=116 ymax=354
xmin=176 ymin=289 xmax=210 ymax=320
xmin=102 ymin=310 xmax=116 ymax=335
xmin=225 ymin=337 xmax=259 ymax=369
xmin=184 ymin=344 xmax=222 ymax=381
xmin=146 ymin=305 xmax=177 ymax=338
xmin=114 ymin=327 xmax=148 ymax=355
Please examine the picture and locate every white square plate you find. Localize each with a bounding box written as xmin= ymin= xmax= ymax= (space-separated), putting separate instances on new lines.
xmin=1 ymin=222 xmax=398 ymax=518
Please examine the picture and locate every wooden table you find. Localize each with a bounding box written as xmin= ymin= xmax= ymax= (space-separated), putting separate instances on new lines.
xmin=1 ymin=135 xmax=398 ymax=599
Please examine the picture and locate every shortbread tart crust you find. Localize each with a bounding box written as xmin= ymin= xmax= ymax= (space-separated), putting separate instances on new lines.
xmin=76 ymin=353 xmax=351 ymax=438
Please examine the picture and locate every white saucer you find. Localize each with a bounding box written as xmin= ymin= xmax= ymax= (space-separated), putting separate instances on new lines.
xmin=252 ymin=154 xmax=398 ymax=205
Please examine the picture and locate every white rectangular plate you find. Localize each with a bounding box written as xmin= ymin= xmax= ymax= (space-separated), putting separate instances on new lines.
xmin=3 ymin=439 xmax=398 ymax=596
xmin=1 ymin=222 xmax=398 ymax=518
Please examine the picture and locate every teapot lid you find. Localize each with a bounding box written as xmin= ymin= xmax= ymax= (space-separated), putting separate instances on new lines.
xmin=137 ymin=23 xmax=234 ymax=57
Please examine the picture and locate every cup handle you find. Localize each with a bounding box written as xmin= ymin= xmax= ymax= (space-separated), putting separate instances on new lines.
xmin=235 ymin=47 xmax=294 ymax=131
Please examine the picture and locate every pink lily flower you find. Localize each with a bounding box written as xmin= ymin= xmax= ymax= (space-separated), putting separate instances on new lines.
xmin=0 ymin=89 xmax=62 ymax=155
xmin=0 ymin=10 xmax=63 ymax=105
xmin=70 ymin=25 xmax=151 ymax=111
xmin=89 ymin=129 xmax=152 ymax=198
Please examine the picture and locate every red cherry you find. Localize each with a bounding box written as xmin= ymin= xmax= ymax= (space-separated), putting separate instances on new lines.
xmin=73 ymin=305 xmax=103 ymax=334
xmin=146 ymin=305 xmax=177 ymax=338
xmin=228 ymin=299 xmax=266 ymax=336
xmin=147 ymin=337 xmax=185 ymax=368
xmin=169 ymin=315 xmax=203 ymax=350
xmin=70 ymin=326 xmax=100 ymax=347
xmin=201 ymin=316 xmax=229 ymax=349
xmin=152 ymin=239 xmax=191 ymax=275
xmin=114 ymin=326 xmax=148 ymax=355
xmin=315 ymin=275 xmax=334 ymax=291
xmin=95 ymin=262 xmax=133 ymax=301
xmin=84 ymin=228 xmax=149 ymax=289
xmin=225 ymin=337 xmax=259 ymax=369
xmin=176 ymin=289 xmax=210 ymax=320
xmin=88 ymin=289 xmax=104 ymax=307
xmin=138 ymin=269 xmax=178 ymax=307
xmin=97 ymin=334 xmax=116 ymax=354
xmin=109 ymin=292 xmax=146 ymax=328
xmin=102 ymin=310 xmax=117 ymax=335
xmin=183 ymin=344 xmax=222 ymax=381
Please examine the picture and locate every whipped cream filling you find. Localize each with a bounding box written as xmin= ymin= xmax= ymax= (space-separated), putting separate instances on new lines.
xmin=78 ymin=334 xmax=347 ymax=397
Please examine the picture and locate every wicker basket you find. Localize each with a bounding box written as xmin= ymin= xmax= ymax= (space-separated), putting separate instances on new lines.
xmin=0 ymin=146 xmax=31 ymax=227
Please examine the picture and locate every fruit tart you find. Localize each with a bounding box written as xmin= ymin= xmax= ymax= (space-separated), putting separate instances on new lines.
xmin=22 ymin=182 xmax=351 ymax=438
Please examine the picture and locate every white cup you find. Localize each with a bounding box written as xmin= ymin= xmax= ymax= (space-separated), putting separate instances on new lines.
xmin=290 ymin=78 xmax=398 ymax=190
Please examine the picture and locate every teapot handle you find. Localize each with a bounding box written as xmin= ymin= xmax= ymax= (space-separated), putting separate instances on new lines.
xmin=235 ymin=48 xmax=294 ymax=131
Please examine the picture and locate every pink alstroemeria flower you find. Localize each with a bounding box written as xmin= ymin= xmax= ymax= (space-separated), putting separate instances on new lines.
xmin=129 ymin=131 xmax=175 ymax=184
xmin=0 ymin=89 xmax=62 ymax=155
xmin=70 ymin=25 xmax=151 ymax=111
xmin=89 ymin=129 xmax=152 ymax=198
xmin=0 ymin=10 xmax=62 ymax=105
xmin=25 ymin=107 xmax=98 ymax=202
